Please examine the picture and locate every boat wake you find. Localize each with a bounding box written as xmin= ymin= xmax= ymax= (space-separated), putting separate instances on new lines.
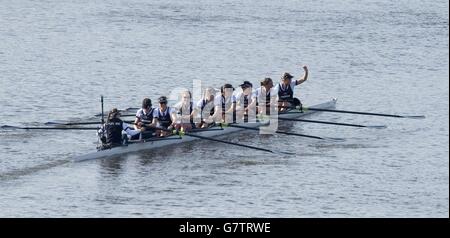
xmin=0 ymin=160 xmax=70 ymax=181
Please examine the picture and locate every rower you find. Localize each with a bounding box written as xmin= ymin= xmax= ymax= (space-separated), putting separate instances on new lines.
xmin=134 ymin=98 xmax=156 ymax=139
xmin=235 ymin=81 xmax=256 ymax=123
xmin=208 ymin=84 xmax=236 ymax=124
xmin=98 ymin=108 xmax=144 ymax=149
xmin=274 ymin=65 xmax=309 ymax=112
xmin=174 ymin=90 xmax=198 ymax=132
xmin=254 ymin=77 xmax=277 ymax=115
xmin=152 ymin=96 xmax=176 ymax=137
xmin=196 ymin=87 xmax=216 ymax=128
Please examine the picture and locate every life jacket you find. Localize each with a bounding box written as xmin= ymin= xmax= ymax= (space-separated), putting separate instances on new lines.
xmin=105 ymin=118 xmax=124 ymax=145
xmin=201 ymin=99 xmax=215 ymax=115
xmin=278 ymin=83 xmax=294 ymax=102
xmin=136 ymin=108 xmax=154 ymax=124
xmin=198 ymin=99 xmax=215 ymax=123
xmin=179 ymin=102 xmax=194 ymax=124
xmin=157 ymin=107 xmax=172 ymax=128
xmin=239 ymin=94 xmax=250 ymax=122
xmin=221 ymin=96 xmax=236 ymax=123
xmin=256 ymin=88 xmax=271 ymax=115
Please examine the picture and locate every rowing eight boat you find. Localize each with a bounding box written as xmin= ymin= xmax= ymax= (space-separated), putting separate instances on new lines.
xmin=73 ymin=98 xmax=337 ymax=162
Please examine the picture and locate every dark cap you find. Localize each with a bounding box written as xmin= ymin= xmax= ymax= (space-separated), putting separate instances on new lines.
xmin=158 ymin=96 xmax=168 ymax=104
xmin=240 ymin=81 xmax=253 ymax=89
xmin=282 ymin=72 xmax=294 ymax=80
xmin=221 ymin=84 xmax=234 ymax=93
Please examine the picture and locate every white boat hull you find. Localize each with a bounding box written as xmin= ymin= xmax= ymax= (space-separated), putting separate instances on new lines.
xmin=73 ymin=99 xmax=337 ymax=162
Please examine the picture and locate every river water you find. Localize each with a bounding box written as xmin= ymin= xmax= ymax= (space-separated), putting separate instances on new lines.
xmin=0 ymin=0 xmax=448 ymax=217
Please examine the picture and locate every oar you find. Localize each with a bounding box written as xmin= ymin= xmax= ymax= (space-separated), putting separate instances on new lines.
xmin=226 ymin=124 xmax=345 ymax=141
xmin=276 ymin=117 xmax=387 ymax=129
xmin=179 ymin=131 xmax=295 ymax=155
xmin=45 ymin=121 xmax=101 ymax=126
xmin=95 ymin=113 xmax=136 ymax=117
xmin=286 ymin=106 xmax=425 ymax=119
xmin=117 ymin=114 xmax=135 ymax=117
xmin=94 ymin=110 xmax=137 ymax=117
xmin=1 ymin=125 xmax=99 ymax=130
xmin=45 ymin=120 xmax=135 ymax=126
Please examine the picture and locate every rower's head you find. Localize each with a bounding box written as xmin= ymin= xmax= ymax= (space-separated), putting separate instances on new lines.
xmin=158 ymin=96 xmax=168 ymax=109
xmin=204 ymin=87 xmax=216 ymax=101
xmin=108 ymin=108 xmax=121 ymax=120
xmin=282 ymin=72 xmax=294 ymax=85
xmin=261 ymin=77 xmax=273 ymax=91
xmin=240 ymin=81 xmax=253 ymax=95
xmin=181 ymin=90 xmax=192 ymax=103
xmin=142 ymin=98 xmax=152 ymax=110
xmin=221 ymin=84 xmax=234 ymax=97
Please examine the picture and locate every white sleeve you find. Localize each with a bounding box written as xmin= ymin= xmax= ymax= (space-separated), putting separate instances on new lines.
xmin=234 ymin=92 xmax=242 ymax=104
xmin=252 ymin=89 xmax=258 ymax=99
xmin=270 ymin=87 xmax=278 ymax=97
xmin=213 ymin=95 xmax=222 ymax=106
xmin=252 ymin=88 xmax=259 ymax=99
xmin=135 ymin=109 xmax=141 ymax=118
xmin=273 ymin=83 xmax=280 ymax=93
xmin=196 ymin=99 xmax=203 ymax=108
xmin=272 ymin=85 xmax=279 ymax=96
xmin=153 ymin=109 xmax=159 ymax=118
xmin=291 ymin=81 xmax=297 ymax=89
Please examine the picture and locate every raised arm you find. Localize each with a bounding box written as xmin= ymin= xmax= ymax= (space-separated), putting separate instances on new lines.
xmin=296 ymin=65 xmax=309 ymax=85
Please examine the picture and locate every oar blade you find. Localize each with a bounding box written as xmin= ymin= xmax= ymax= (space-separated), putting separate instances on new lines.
xmin=366 ymin=125 xmax=387 ymax=129
xmin=272 ymin=150 xmax=296 ymax=156
xmin=323 ymin=137 xmax=346 ymax=142
xmin=1 ymin=125 xmax=18 ymax=129
xmin=402 ymin=115 xmax=426 ymax=119
xmin=45 ymin=122 xmax=62 ymax=125
xmin=1 ymin=125 xmax=99 ymax=130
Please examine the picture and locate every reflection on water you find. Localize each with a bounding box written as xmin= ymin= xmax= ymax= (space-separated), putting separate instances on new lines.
xmin=99 ymin=157 xmax=126 ymax=176
xmin=0 ymin=160 xmax=69 ymax=181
